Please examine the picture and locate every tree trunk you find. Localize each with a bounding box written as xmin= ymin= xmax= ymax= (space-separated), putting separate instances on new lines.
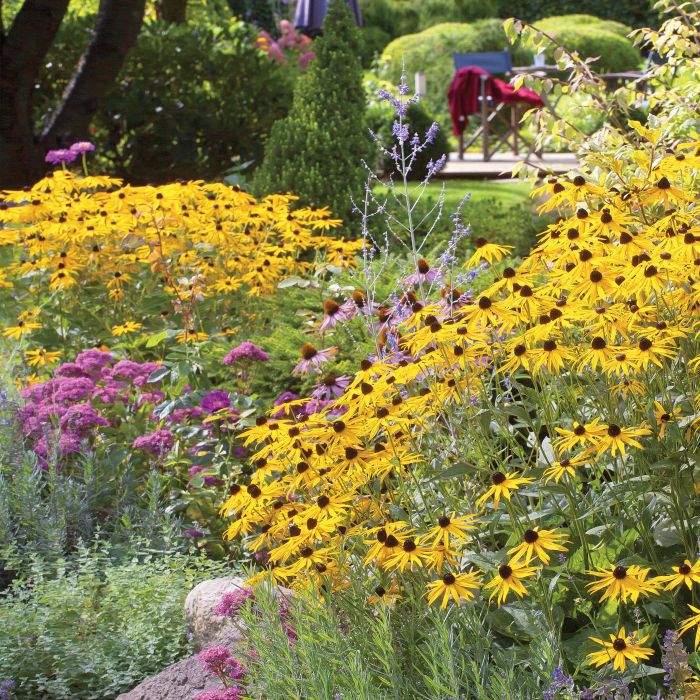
xmin=0 ymin=0 xmax=70 ymax=188
xmin=157 ymin=0 xmax=188 ymax=24
xmin=41 ymin=0 xmax=147 ymax=152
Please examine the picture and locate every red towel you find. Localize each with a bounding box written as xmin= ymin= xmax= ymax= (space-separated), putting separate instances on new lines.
xmin=448 ymin=66 xmax=544 ymax=136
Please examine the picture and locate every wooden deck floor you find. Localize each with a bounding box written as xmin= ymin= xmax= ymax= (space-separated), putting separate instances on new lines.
xmin=437 ymin=151 xmax=580 ymax=179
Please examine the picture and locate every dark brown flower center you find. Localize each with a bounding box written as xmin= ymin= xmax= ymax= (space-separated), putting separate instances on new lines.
xmin=323 ymin=299 xmax=340 ymax=316
xmin=403 ymin=540 xmax=417 ymax=552
xmin=523 ymin=529 xmax=539 ymax=544
xmin=607 ymin=424 xmax=621 ymax=437
xmin=612 ymin=638 xmax=627 ymax=651
xmin=438 ymin=516 xmax=451 ymax=528
xmin=417 ymin=258 xmax=430 ymax=274
xmin=679 ymin=564 xmax=692 ymax=575
xmin=613 ymin=565 xmax=627 ymax=580
xmin=499 ymin=565 xmax=513 ymax=579
xmin=300 ymin=343 xmax=318 ymax=360
xmin=491 ymin=472 xmax=507 ymax=485
xmin=591 ymin=337 xmax=606 ymax=350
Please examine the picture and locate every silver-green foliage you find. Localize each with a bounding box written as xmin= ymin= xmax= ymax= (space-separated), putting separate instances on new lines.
xmin=0 ymin=543 xmax=229 ymax=700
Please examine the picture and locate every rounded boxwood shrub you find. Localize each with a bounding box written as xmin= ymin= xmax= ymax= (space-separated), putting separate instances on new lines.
xmin=498 ymin=0 xmax=656 ymax=28
xmin=533 ymin=15 xmax=643 ymax=73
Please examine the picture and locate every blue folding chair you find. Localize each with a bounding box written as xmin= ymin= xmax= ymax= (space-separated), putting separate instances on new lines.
xmin=452 ymin=50 xmax=522 ymax=161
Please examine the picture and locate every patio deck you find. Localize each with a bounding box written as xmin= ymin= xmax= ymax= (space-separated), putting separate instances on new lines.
xmin=437 ymin=151 xmax=580 ymax=180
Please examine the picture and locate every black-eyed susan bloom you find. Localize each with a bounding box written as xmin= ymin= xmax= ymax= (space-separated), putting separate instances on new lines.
xmin=484 ymin=560 xmax=538 ymax=605
xmin=465 ymin=238 xmax=513 ymax=268
xmin=658 ymin=559 xmax=700 ymax=592
xmin=653 ymin=401 xmax=682 ymax=439
xmin=419 ymin=513 xmax=477 ymax=548
xmin=678 ymin=605 xmax=700 ymax=650
xmin=586 ymin=564 xmax=660 ymax=604
xmin=543 ymin=454 xmax=588 ymax=484
xmin=586 ymin=628 xmax=654 ymax=672
xmin=595 ymin=423 xmax=651 ymax=458
xmin=476 ymin=471 xmax=534 ymax=510
xmin=426 ymin=570 xmax=481 ymax=608
xmin=508 ymin=527 xmax=568 ymax=565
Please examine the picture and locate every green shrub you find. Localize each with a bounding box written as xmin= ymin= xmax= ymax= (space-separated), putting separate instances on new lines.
xmin=34 ymin=10 xmax=294 ymax=184
xmin=533 ymin=15 xmax=643 ymax=72
xmin=0 ymin=543 xmax=230 ymax=700
xmin=498 ymin=0 xmax=657 ymax=28
xmin=254 ymin=0 xmax=372 ymax=228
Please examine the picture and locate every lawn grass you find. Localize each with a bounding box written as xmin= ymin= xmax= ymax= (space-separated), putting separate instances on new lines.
xmin=375 ymin=178 xmax=532 ymax=211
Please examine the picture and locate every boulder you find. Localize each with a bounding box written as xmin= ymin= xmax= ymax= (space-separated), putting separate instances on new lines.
xmin=184 ymin=576 xmax=249 ymax=651
xmin=115 ymin=655 xmax=219 ymax=700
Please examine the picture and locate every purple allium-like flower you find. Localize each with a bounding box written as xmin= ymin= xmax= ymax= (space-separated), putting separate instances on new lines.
xmin=223 ymin=341 xmax=269 ymax=365
xmin=70 ymin=141 xmax=96 ymax=155
xmin=212 ymin=588 xmax=255 ymax=618
xmin=133 ymin=429 xmax=175 ymax=457
xmin=200 ymin=390 xmax=231 ymax=413
xmin=292 ymin=344 xmax=335 ymax=375
xmin=311 ymin=375 xmax=350 ymax=401
xmin=402 ymin=258 xmax=442 ymax=287
xmin=45 ymin=149 xmax=77 ymax=165
xmin=58 ymin=403 xmax=109 ymax=436
xmin=197 ymin=646 xmax=245 ymax=681
xmin=184 ymin=528 xmax=204 ymax=538
xmin=318 ymin=299 xmax=349 ymax=333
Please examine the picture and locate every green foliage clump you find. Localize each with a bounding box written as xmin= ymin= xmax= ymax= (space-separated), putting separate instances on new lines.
xmin=34 ymin=9 xmax=294 ymax=184
xmin=0 ymin=543 xmax=230 ymax=700
xmin=239 ymin=585 xmax=555 ymax=699
xmin=534 ymin=15 xmax=643 ymax=73
xmin=498 ymin=0 xmax=657 ymax=28
xmin=254 ymin=0 xmax=372 ymax=228
xmin=359 ymin=0 xmax=498 ymax=61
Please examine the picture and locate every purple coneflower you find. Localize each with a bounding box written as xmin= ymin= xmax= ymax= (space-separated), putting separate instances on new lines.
xmin=318 ymin=299 xmax=348 ymax=332
xmin=340 ymin=290 xmax=378 ymax=319
xmin=402 ymin=258 xmax=441 ymax=287
xmin=311 ymin=374 xmax=350 ymax=400
xmin=292 ymin=343 xmax=335 ymax=375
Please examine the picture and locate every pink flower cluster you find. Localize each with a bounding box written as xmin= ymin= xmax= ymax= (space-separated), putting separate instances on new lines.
xmin=18 ymin=349 xmax=164 ymax=466
xmin=256 ymin=20 xmax=314 ymax=68
xmin=222 ymin=342 xmax=269 ymax=365
xmin=194 ymin=689 xmax=242 ymax=700
xmin=212 ymin=587 xmax=255 ymax=618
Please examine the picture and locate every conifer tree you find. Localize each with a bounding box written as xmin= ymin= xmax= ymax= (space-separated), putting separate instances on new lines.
xmin=254 ymin=0 xmax=372 ymax=230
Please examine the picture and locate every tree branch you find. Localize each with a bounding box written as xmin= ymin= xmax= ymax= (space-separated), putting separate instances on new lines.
xmin=1 ymin=0 xmax=70 ymax=81
xmin=41 ymin=0 xmax=147 ymax=149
